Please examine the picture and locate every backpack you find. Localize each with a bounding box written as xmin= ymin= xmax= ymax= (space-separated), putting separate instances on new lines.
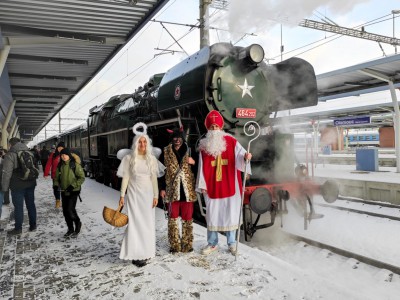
xmin=17 ymin=150 xmax=39 ymax=180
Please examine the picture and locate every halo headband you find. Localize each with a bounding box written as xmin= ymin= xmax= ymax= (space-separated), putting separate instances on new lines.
xmin=132 ymin=122 xmax=148 ymax=136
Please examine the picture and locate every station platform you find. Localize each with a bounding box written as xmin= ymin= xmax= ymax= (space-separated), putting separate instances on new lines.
xmin=317 ymin=148 xmax=396 ymax=167
xmin=0 ymin=171 xmax=399 ymax=299
xmin=313 ymin=159 xmax=400 ymax=205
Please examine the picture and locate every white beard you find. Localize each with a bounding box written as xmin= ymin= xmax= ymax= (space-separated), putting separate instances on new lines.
xmin=199 ymin=130 xmax=227 ymax=157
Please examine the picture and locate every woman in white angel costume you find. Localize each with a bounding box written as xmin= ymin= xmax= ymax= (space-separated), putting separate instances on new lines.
xmin=117 ymin=122 xmax=165 ymax=267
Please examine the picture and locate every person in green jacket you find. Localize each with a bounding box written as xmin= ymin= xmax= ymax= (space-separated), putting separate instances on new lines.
xmin=54 ymin=148 xmax=85 ymax=238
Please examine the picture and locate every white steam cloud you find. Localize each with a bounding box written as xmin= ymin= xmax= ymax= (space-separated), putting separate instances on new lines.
xmin=226 ymin=0 xmax=369 ymax=39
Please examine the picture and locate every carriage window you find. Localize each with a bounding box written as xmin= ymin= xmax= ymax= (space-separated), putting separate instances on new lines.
xmin=107 ymin=130 xmax=128 ymax=155
xmin=81 ymin=137 xmax=88 ymax=160
xmin=90 ymin=136 xmax=98 ymax=156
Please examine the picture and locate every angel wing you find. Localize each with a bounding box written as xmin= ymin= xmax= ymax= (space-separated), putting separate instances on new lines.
xmin=116 ymin=149 xmax=131 ymax=160
xmin=152 ymin=147 xmax=161 ymax=159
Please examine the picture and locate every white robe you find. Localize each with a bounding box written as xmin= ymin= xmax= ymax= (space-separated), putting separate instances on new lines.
xmin=117 ymin=155 xmax=157 ymax=260
xmin=196 ymin=142 xmax=251 ymax=231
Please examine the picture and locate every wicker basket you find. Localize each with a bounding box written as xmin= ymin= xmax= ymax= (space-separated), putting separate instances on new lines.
xmin=103 ymin=204 xmax=128 ymax=227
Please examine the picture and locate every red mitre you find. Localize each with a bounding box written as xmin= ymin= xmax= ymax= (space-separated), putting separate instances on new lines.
xmin=205 ymin=110 xmax=224 ymax=129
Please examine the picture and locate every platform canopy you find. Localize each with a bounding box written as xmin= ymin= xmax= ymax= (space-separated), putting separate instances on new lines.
xmin=274 ymin=53 xmax=400 ymax=126
xmin=0 ymin=0 xmax=169 ymax=140
xmin=317 ymin=53 xmax=400 ymax=102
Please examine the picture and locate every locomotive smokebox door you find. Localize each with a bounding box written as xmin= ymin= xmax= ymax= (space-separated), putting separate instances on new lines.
xmin=209 ymin=45 xmax=271 ymax=127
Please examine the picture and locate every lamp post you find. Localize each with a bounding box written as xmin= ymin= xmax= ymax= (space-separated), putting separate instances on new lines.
xmin=392 ymin=10 xmax=400 ymax=54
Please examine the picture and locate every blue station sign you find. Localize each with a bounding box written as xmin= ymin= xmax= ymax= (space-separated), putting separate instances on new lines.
xmin=333 ymin=116 xmax=370 ymax=126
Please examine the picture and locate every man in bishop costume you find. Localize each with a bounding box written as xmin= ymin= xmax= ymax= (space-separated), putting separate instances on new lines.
xmin=196 ymin=110 xmax=252 ymax=256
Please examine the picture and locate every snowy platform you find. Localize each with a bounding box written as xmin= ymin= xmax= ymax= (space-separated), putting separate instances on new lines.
xmin=0 ymin=173 xmax=399 ymax=299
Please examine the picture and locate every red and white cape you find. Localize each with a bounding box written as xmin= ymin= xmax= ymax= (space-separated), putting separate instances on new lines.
xmin=196 ymin=135 xmax=251 ymax=231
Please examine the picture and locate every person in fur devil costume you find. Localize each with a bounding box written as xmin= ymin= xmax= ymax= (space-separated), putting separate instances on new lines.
xmin=159 ymin=127 xmax=197 ymax=253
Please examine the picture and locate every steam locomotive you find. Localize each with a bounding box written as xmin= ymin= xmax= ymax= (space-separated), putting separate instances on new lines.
xmin=38 ymin=42 xmax=338 ymax=240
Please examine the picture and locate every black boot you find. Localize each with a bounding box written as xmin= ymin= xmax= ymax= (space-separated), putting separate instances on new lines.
xmin=132 ymin=259 xmax=147 ymax=267
xmin=64 ymin=229 xmax=74 ymax=238
xmin=74 ymin=221 xmax=82 ymax=235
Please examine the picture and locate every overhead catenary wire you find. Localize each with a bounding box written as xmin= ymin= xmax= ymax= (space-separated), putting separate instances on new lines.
xmin=273 ymin=13 xmax=399 ymax=60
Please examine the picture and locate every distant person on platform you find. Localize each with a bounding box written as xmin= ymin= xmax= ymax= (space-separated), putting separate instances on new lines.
xmin=54 ymin=148 xmax=85 ymax=238
xmin=196 ymin=110 xmax=252 ymax=256
xmin=159 ymin=127 xmax=197 ymax=253
xmin=40 ymin=145 xmax=50 ymax=172
xmin=1 ymin=137 xmax=38 ymax=235
xmin=32 ymin=145 xmax=40 ymax=166
xmin=44 ymin=142 xmax=65 ymax=208
xmin=0 ymin=148 xmax=4 ymax=231
xmin=0 ymin=147 xmax=10 ymax=206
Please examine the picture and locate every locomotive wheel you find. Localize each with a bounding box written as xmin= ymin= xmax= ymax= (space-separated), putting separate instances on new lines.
xmin=242 ymin=204 xmax=253 ymax=242
xmin=95 ymin=175 xmax=104 ymax=183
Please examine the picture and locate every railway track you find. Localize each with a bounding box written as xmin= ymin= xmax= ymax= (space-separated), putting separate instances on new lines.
xmin=285 ymin=232 xmax=400 ymax=276
xmin=315 ymin=197 xmax=400 ymax=221
xmin=337 ymin=196 xmax=400 ymax=209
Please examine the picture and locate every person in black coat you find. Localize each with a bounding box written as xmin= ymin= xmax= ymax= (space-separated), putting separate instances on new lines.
xmin=39 ymin=145 xmax=50 ymax=172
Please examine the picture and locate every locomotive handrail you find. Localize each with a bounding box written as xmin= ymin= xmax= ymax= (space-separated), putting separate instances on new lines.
xmin=136 ymin=117 xmax=181 ymax=129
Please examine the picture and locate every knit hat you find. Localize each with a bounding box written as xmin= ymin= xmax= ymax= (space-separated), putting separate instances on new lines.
xmin=56 ymin=141 xmax=65 ymax=149
xmin=60 ymin=148 xmax=72 ymax=159
xmin=204 ymin=110 xmax=224 ymax=129
xmin=9 ymin=137 xmax=21 ymax=146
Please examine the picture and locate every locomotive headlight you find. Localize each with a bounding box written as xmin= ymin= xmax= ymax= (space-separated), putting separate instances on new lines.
xmin=238 ymin=44 xmax=265 ymax=65
xmin=248 ymin=44 xmax=264 ymax=64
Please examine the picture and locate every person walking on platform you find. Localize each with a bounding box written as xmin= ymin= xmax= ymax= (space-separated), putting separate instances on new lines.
xmin=159 ymin=127 xmax=197 ymax=253
xmin=39 ymin=145 xmax=50 ymax=172
xmin=44 ymin=142 xmax=65 ymax=208
xmin=117 ymin=122 xmax=165 ymax=267
xmin=54 ymin=148 xmax=85 ymax=238
xmin=31 ymin=145 xmax=40 ymax=166
xmin=0 ymin=147 xmax=10 ymax=205
xmin=0 ymin=151 xmax=4 ymax=231
xmin=1 ymin=137 xmax=38 ymax=235
xmin=196 ymin=110 xmax=252 ymax=256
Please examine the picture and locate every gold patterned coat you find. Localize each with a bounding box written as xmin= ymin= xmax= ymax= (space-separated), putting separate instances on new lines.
xmin=164 ymin=144 xmax=197 ymax=203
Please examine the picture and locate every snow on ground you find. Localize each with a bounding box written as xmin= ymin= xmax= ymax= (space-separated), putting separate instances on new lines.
xmin=0 ymin=168 xmax=399 ymax=299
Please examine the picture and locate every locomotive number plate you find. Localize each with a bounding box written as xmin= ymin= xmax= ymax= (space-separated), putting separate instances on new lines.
xmin=236 ymin=108 xmax=256 ymax=118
